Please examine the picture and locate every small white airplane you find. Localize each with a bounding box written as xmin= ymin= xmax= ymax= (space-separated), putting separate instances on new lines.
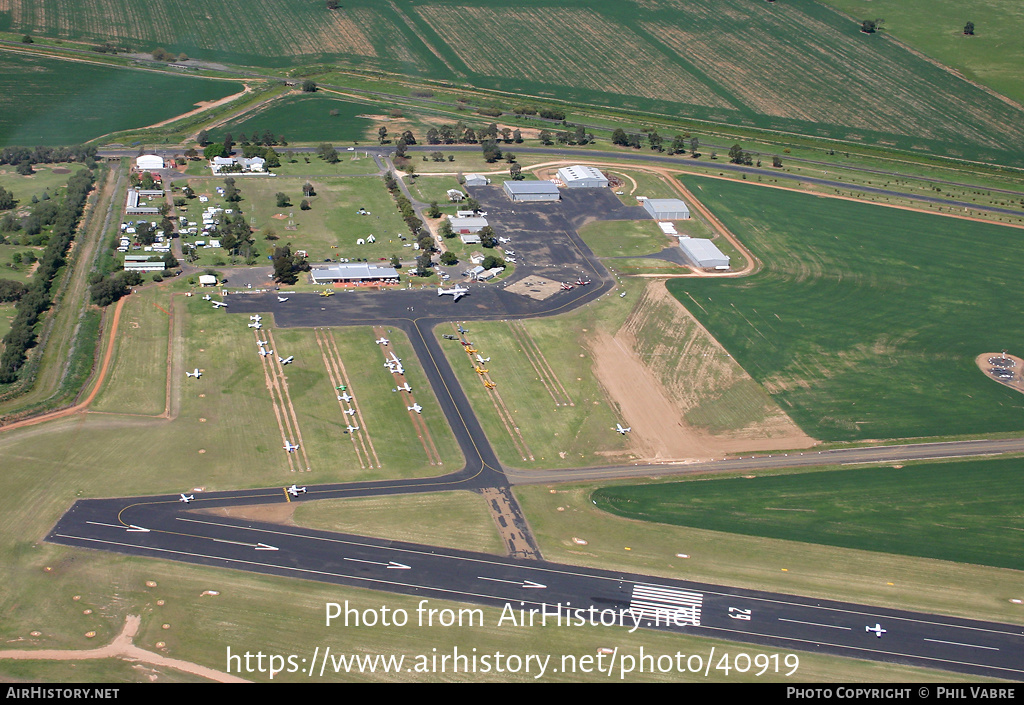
xmin=202 ymin=294 xmax=212 ymax=301
xmin=616 ymin=424 xmax=631 ymax=434
xmin=279 ymin=356 xmax=294 ymax=365
xmin=407 ymin=403 xmax=423 ymax=414
xmin=866 ymin=624 xmax=886 ymax=638
xmin=212 ymin=301 xmax=228 ymax=308
xmin=250 ymin=315 xmax=262 ymax=323
xmin=386 ymin=353 xmax=405 ymax=375
xmin=375 ymin=337 xmax=389 ymax=346
xmin=343 ymin=408 xmax=356 ymax=416
xmin=283 ymin=440 xmax=299 ymax=452
xmin=257 ymin=339 xmax=268 ymax=347
xmin=394 ymin=382 xmax=412 ymax=393
xmin=258 ymin=348 xmax=273 ymax=357
xmin=186 ymin=368 xmax=202 ymax=378
xmin=277 ymin=296 xmax=289 ymax=302
xmin=438 ymin=285 xmax=469 ymax=301
xmin=498 ymin=237 xmax=511 ymax=244
xmin=287 ymin=484 xmax=307 ymax=497
xmin=337 ymin=392 xmax=353 ymax=402
xmin=179 ymin=493 xmax=194 ymax=503
xmin=475 ymin=354 xmax=491 ymax=364
xmin=247 ymin=321 xmax=262 ymax=329
xmin=345 ymin=424 xmax=360 ymax=433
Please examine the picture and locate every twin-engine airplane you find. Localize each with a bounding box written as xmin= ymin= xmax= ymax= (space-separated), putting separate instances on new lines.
xmin=438 ymin=285 xmax=468 ymax=301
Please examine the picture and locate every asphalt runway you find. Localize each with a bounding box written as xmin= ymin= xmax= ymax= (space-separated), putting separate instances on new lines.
xmin=49 ymin=181 xmax=1024 ymax=680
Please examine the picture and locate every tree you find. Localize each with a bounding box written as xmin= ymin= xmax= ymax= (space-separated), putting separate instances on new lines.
xmin=197 ymin=130 xmax=211 ymax=147
xmin=326 ymin=0 xmax=340 ymax=8
xmin=690 ymin=136 xmax=700 ymax=157
xmin=481 ymin=140 xmax=502 ymax=163
xmin=611 ymin=128 xmax=629 ymax=147
xmin=440 ymin=251 xmax=458 ymax=266
xmin=513 ymin=129 xmax=523 ymax=144
xmin=861 ymin=19 xmax=880 ymax=33
xmin=509 ymin=162 xmax=523 ymax=180
xmin=223 ymin=178 xmax=241 ymax=202
xmin=0 ymin=187 xmax=15 ymax=211
xmin=272 ymin=245 xmax=309 ymax=285
xmin=729 ymin=144 xmax=745 ymax=164
xmin=378 ymin=126 xmax=388 ymax=144
xmin=275 ymin=192 xmax=291 ymax=208
xmin=300 ymin=200 xmax=311 ymax=211
xmin=301 ymin=80 xmax=318 ymax=93
xmin=438 ymin=220 xmax=454 ymax=239
xmin=16 ymin=160 xmax=33 ymax=176
xmin=21 ymin=35 xmax=33 ymax=44
xmin=538 ymin=130 xmax=553 ymax=146
xmin=772 ymin=155 xmax=783 ymax=168
xmin=478 ymin=226 xmax=496 ymax=248
xmin=204 ymin=143 xmax=229 ymax=159
xmin=964 ymin=21 xmax=975 ymax=36
xmin=303 ymin=182 xmax=316 ymax=197
xmin=428 ymin=202 xmax=442 ymax=218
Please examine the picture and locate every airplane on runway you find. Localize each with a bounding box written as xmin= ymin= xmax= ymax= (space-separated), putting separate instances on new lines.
xmin=283 ymin=440 xmax=299 ymax=452
xmin=279 ymin=356 xmax=294 ymax=365
xmin=248 ymin=321 xmax=262 ymax=329
xmin=407 ymin=403 xmax=423 ymax=414
xmin=866 ymin=624 xmax=886 ymax=638
xmin=394 ymin=382 xmax=412 ymax=393
xmin=616 ymin=424 xmax=631 ymax=434
xmin=277 ymin=296 xmax=289 ymax=302
xmin=287 ymin=484 xmax=307 ymax=497
xmin=438 ymin=285 xmax=469 ymax=301
xmin=179 ymin=493 xmax=194 ymax=503
xmin=319 ymin=290 xmax=335 ymax=297
xmin=375 ymin=337 xmax=389 ymax=346
xmin=259 ymin=348 xmax=273 ymax=357
xmin=475 ymin=354 xmax=491 ymax=364
xmin=345 ymin=424 xmax=360 ymax=433
xmin=212 ymin=301 xmax=228 ymax=308
xmin=337 ymin=392 xmax=352 ymax=402
xmin=250 ymin=315 xmax=262 ymax=323
xmin=186 ymin=369 xmax=202 ymax=378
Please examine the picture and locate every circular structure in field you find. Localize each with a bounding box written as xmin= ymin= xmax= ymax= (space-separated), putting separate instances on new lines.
xmin=977 ymin=352 xmax=1024 ymax=393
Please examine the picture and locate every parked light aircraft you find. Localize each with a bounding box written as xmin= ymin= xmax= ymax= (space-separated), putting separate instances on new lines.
xmin=277 ymin=296 xmax=289 ymax=302
xmin=375 ymin=337 xmax=389 ymax=346
xmin=247 ymin=321 xmax=262 ymax=329
xmin=202 ymin=294 xmax=212 ymax=301
xmin=319 ymin=290 xmax=335 ymax=297
xmin=394 ymin=382 xmax=412 ymax=393
xmin=179 ymin=494 xmax=194 ymax=503
xmin=279 ymin=356 xmax=294 ymax=365
xmin=616 ymin=424 xmax=631 ymax=434
xmin=407 ymin=403 xmax=423 ymax=414
xmin=457 ymin=325 xmax=468 ymax=334
xmin=561 ymin=282 xmax=574 ymax=291
xmin=438 ymin=285 xmax=468 ymax=301
xmin=250 ymin=315 xmax=262 ymax=322
xmin=345 ymin=425 xmax=360 ymax=433
xmin=257 ymin=339 xmax=267 ymax=347
xmin=576 ymin=278 xmax=591 ymax=286
xmin=212 ymin=301 xmax=228 ymax=308
xmin=475 ymin=354 xmax=490 ymax=364
xmin=386 ymin=352 xmax=404 ymax=375
xmin=287 ymin=484 xmax=307 ymax=496
xmin=186 ymin=369 xmax=202 ymax=378
xmin=866 ymin=624 xmax=886 ymax=638
xmin=337 ymin=392 xmax=352 ymax=402
xmin=283 ymin=440 xmax=299 ymax=452
xmin=343 ymin=408 xmax=356 ymax=416
xmin=484 ymin=380 xmax=496 ymax=389
xmin=259 ymin=348 xmax=273 ymax=357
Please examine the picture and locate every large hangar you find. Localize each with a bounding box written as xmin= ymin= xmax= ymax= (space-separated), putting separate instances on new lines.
xmin=310 ymin=263 xmax=399 ymax=284
xmin=557 ymin=165 xmax=609 ymax=188
xmin=679 ymin=237 xmax=730 ymax=269
xmin=504 ymin=181 xmax=560 ymax=202
xmin=643 ymin=198 xmax=690 ymax=220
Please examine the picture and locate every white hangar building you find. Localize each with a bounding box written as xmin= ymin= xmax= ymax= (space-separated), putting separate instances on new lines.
xmin=679 ymin=237 xmax=729 ymax=269
xmin=503 ymin=181 xmax=560 ymax=202
xmin=557 ymin=165 xmax=608 ymax=188
xmin=136 ymin=155 xmax=165 ymax=171
xmin=643 ymin=198 xmax=690 ymax=220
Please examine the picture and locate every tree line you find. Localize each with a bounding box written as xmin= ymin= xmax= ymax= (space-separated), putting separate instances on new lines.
xmin=1 ymin=169 xmax=95 ymax=384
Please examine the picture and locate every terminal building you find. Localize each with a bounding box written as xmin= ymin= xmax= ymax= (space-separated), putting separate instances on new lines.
xmin=678 ymin=237 xmax=729 ymax=269
xmin=310 ymin=263 xmax=400 ymax=285
xmin=643 ymin=198 xmax=690 ymax=220
xmin=503 ymin=181 xmax=560 ymax=202
xmin=557 ymin=165 xmax=609 ymax=188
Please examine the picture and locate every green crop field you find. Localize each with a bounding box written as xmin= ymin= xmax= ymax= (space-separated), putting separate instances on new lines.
xmin=208 ymin=94 xmax=376 ymax=145
xmin=0 ymin=52 xmax=239 ymax=146
xmin=4 ymin=1 xmax=1024 ymax=165
xmin=820 ymin=0 xmax=1024 ymax=106
xmin=591 ymin=457 xmax=1024 ymax=570
xmin=667 ymin=176 xmax=1024 ymax=442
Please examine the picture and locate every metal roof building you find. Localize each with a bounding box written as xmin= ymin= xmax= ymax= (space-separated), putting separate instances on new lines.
xmin=679 ymin=237 xmax=729 ymax=269
xmin=449 ymin=216 xmax=489 ymax=233
xmin=557 ymin=165 xmax=608 ymax=188
xmin=310 ymin=263 xmax=400 ymax=284
xmin=136 ymin=155 xmax=165 ymax=171
xmin=464 ymin=174 xmax=489 ymax=187
xmin=503 ymin=180 xmax=560 ymax=202
xmin=643 ymin=198 xmax=690 ymax=220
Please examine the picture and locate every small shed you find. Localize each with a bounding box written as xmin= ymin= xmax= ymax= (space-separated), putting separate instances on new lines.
xmin=464 ymin=174 xmax=489 ymax=187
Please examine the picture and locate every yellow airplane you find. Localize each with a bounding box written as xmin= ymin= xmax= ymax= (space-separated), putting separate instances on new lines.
xmin=319 ymin=290 xmax=335 ymax=297
xmin=475 ymin=367 xmax=488 ymax=375
xmin=484 ymin=380 xmax=496 ymax=389
xmin=466 ymin=347 xmax=478 ymax=354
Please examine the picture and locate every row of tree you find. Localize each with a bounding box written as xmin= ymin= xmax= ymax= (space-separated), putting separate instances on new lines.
xmin=0 ymin=145 xmax=97 ymax=167
xmin=2 ymin=169 xmax=95 ymax=383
